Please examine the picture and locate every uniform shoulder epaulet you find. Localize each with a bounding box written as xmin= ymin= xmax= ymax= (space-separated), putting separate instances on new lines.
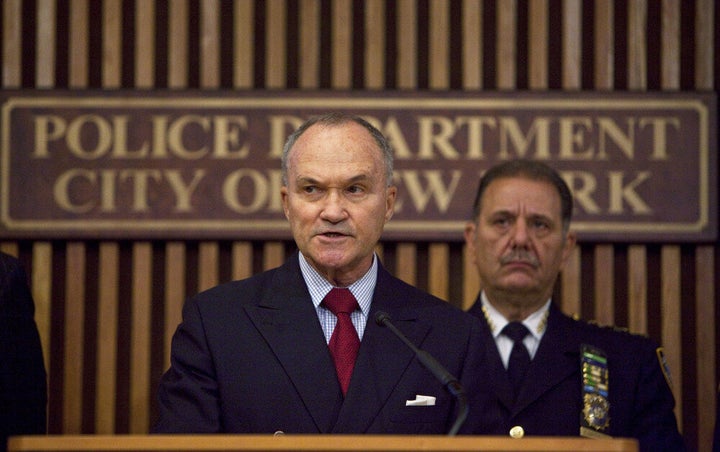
xmin=571 ymin=314 xmax=647 ymax=338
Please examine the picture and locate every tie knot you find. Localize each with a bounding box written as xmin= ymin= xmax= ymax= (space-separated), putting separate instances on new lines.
xmin=323 ymin=288 xmax=359 ymax=315
xmin=502 ymin=321 xmax=530 ymax=343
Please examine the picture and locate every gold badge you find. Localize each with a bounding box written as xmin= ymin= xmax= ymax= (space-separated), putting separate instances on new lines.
xmin=583 ymin=393 xmax=610 ymax=430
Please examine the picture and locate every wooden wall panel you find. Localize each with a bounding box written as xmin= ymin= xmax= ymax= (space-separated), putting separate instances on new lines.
xmin=0 ymin=1 xmax=717 ymax=450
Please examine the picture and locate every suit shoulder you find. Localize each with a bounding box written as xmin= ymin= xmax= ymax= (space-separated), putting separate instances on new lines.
xmin=566 ymin=314 xmax=660 ymax=352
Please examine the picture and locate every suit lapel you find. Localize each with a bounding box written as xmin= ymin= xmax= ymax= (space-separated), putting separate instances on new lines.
xmin=513 ymin=305 xmax=579 ymax=415
xmin=244 ymin=257 xmax=343 ymax=433
xmin=467 ymin=300 xmax=515 ymax=410
xmin=331 ymin=266 xmax=429 ymax=433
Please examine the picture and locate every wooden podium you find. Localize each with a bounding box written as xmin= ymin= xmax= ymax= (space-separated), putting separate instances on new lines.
xmin=8 ymin=434 xmax=638 ymax=452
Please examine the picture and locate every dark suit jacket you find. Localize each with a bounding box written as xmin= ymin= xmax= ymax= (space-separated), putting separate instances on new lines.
xmin=464 ymin=300 xmax=683 ymax=451
xmin=154 ymin=254 xmax=484 ymax=434
xmin=0 ymin=253 xmax=47 ymax=452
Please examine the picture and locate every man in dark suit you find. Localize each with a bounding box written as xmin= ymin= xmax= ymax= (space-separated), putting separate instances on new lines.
xmin=461 ymin=160 xmax=683 ymax=451
xmin=153 ymin=113 xmax=484 ymax=434
xmin=0 ymin=252 xmax=47 ymax=452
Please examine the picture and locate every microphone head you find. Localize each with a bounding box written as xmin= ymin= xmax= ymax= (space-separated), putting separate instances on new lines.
xmin=374 ymin=311 xmax=392 ymax=326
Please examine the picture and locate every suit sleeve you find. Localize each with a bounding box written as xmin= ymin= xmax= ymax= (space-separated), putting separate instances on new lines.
xmin=153 ymin=295 xmax=221 ymax=433
xmin=0 ymin=257 xmax=47 ymax=451
xmin=631 ymin=341 xmax=684 ymax=452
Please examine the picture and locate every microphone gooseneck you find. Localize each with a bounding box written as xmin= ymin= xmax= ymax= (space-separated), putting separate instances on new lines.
xmin=374 ymin=311 xmax=468 ymax=436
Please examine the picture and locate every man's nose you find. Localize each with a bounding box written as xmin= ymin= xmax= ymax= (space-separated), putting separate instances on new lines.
xmin=511 ymin=219 xmax=530 ymax=246
xmin=320 ymin=190 xmax=347 ymax=221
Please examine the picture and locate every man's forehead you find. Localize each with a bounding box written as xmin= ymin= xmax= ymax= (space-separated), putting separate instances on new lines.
xmin=482 ymin=177 xmax=562 ymax=212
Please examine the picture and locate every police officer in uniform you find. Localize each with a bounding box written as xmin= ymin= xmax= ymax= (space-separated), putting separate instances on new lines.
xmin=461 ymin=160 xmax=683 ymax=451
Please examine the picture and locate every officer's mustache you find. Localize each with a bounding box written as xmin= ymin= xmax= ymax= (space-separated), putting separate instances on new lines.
xmin=500 ymin=249 xmax=539 ymax=268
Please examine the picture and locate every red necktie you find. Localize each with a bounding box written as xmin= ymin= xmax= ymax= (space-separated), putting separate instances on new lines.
xmin=323 ymin=288 xmax=360 ymax=396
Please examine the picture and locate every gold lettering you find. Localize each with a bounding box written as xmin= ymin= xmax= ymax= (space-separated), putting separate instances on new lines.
xmin=395 ymin=170 xmax=462 ymax=213
xmin=267 ymin=115 xmax=304 ymax=158
xmin=112 ymin=115 xmax=150 ymax=158
xmin=498 ymin=117 xmax=551 ymax=159
xmin=119 ymin=169 xmax=162 ymax=212
xmin=66 ymin=114 xmax=112 ymax=159
xmin=223 ymin=169 xmax=270 ymax=213
xmin=33 ymin=115 xmax=66 ymax=158
xmin=167 ymin=115 xmax=210 ymax=159
xmin=213 ymin=115 xmax=250 ymax=158
xmin=458 ymin=116 xmax=496 ymax=159
xmin=561 ymin=171 xmax=601 ymax=214
xmin=165 ymin=170 xmax=206 ymax=212
xmin=377 ymin=116 xmax=413 ymax=159
xmin=53 ymin=169 xmax=96 ymax=213
xmin=639 ymin=116 xmax=679 ymax=160
xmin=417 ymin=116 xmax=460 ymax=159
xmin=559 ymin=117 xmax=594 ymax=159
xmin=608 ymin=171 xmax=652 ymax=214
xmin=99 ymin=170 xmax=117 ymax=212
xmin=597 ymin=117 xmax=635 ymax=160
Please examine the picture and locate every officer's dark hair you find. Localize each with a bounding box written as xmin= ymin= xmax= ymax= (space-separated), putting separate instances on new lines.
xmin=470 ymin=159 xmax=573 ymax=234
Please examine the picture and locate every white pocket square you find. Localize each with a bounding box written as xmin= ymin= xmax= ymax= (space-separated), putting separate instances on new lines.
xmin=405 ymin=395 xmax=436 ymax=406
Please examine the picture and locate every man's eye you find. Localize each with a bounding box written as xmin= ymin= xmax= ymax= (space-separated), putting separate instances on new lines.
xmin=493 ymin=217 xmax=511 ymax=227
xmin=532 ymin=219 xmax=550 ymax=230
xmin=302 ymin=186 xmax=318 ymax=194
xmin=346 ymin=185 xmax=364 ymax=194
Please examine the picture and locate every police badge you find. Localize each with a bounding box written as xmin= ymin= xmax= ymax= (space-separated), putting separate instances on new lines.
xmin=580 ymin=344 xmax=611 ymax=439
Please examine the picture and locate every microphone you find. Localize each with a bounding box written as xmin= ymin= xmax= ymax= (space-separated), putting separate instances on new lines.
xmin=374 ymin=311 xmax=468 ymax=436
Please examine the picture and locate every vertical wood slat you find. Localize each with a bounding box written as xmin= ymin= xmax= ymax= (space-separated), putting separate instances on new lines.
xmin=562 ymin=0 xmax=581 ymax=89
xmin=31 ymin=243 xmax=53 ymax=382
xmin=168 ymin=0 xmax=189 ymax=88
xmin=298 ymin=0 xmax=320 ymax=88
xmin=395 ymin=243 xmax=417 ymax=286
xmin=627 ymin=245 xmax=648 ymax=334
xmin=461 ymin=0 xmax=482 ymax=89
xmin=427 ymin=243 xmax=449 ymax=301
xmin=660 ymin=0 xmax=680 ymax=89
xmin=265 ymin=0 xmax=287 ymax=89
xmin=200 ymin=0 xmax=221 ymax=88
xmin=102 ymin=0 xmax=122 ymax=88
xmin=69 ymin=0 xmax=89 ymax=88
xmin=527 ymin=0 xmax=548 ymax=89
xmin=63 ymin=243 xmax=86 ymax=433
xmin=135 ymin=1 xmax=156 ymax=88
xmin=198 ymin=241 xmax=219 ymax=292
xmin=661 ymin=246 xmax=682 ymax=426
xmin=560 ymin=246 xmax=581 ymax=317
xmin=95 ymin=243 xmax=119 ymax=433
xmin=364 ymin=0 xmax=385 ymax=89
xmin=462 ymin=243 xmax=480 ymax=311
xmin=0 ymin=242 xmax=19 ymax=257
xmin=594 ymin=0 xmax=615 ymax=89
xmin=428 ymin=0 xmax=449 ymax=89
xmin=593 ymin=245 xmax=614 ymax=326
xmin=263 ymin=242 xmax=286 ymax=271
xmin=495 ymin=0 xmax=516 ymax=89
xmin=627 ymin=0 xmax=648 ymax=89
xmin=36 ymin=0 xmax=56 ymax=88
xmin=331 ymin=0 xmax=352 ymax=88
xmin=2 ymin=0 xmax=22 ymax=87
xmin=231 ymin=242 xmax=254 ymax=281
xmin=694 ymin=0 xmax=714 ymax=89
xmin=396 ymin=0 xmax=417 ymax=89
xmin=130 ymin=243 xmax=153 ymax=433
xmin=695 ymin=246 xmax=716 ymax=449
xmin=233 ymin=0 xmax=254 ymax=88
xmin=163 ymin=243 xmax=186 ymax=369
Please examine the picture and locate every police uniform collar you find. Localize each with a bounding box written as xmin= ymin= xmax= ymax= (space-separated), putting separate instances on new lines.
xmin=480 ymin=292 xmax=550 ymax=340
